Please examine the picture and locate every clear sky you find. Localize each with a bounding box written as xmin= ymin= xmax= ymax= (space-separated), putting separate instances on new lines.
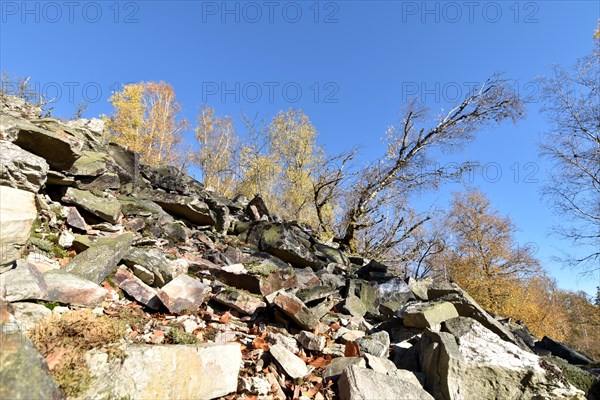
xmin=1 ymin=0 xmax=598 ymax=295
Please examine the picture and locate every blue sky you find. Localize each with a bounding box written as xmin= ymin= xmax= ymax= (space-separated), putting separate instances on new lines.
xmin=1 ymin=0 xmax=599 ymax=295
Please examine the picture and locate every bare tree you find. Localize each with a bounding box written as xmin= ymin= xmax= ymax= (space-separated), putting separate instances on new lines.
xmin=332 ymin=75 xmax=524 ymax=257
xmin=539 ymin=31 xmax=600 ymax=273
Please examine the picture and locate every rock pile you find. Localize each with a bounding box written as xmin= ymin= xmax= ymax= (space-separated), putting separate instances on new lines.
xmin=1 ymin=94 xmax=597 ymax=399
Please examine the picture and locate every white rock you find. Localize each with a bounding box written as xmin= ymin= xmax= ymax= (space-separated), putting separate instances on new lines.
xmin=0 ymin=186 xmax=37 ymax=265
xmin=269 ymin=343 xmax=309 ymax=379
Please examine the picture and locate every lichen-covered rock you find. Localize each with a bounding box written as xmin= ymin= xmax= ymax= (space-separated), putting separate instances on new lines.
xmin=0 ymin=330 xmax=61 ymax=400
xmin=401 ymin=301 xmax=459 ymax=330
xmin=61 ymin=187 xmax=122 ymax=224
xmin=213 ymin=287 xmax=266 ymax=315
xmin=64 ymin=233 xmax=133 ymax=284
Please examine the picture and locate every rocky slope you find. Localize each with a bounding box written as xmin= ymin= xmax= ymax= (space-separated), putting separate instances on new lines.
xmin=0 ymin=94 xmax=598 ymax=400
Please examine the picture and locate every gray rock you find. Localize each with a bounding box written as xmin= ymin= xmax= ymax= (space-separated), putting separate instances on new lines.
xmin=152 ymin=192 xmax=216 ymax=226
xmin=0 ymin=262 xmax=48 ymax=302
xmin=535 ymin=336 xmax=595 ymax=366
xmin=322 ymin=357 xmax=366 ymax=381
xmin=1 ymin=94 xmax=42 ymax=119
xmin=156 ymin=274 xmax=211 ymax=313
xmin=355 ymin=331 xmax=390 ymax=357
xmin=363 ymin=353 xmax=397 ymax=374
xmin=0 ymin=140 xmax=48 ymax=192
xmin=406 ymin=276 xmax=432 ymax=300
xmin=338 ymin=365 xmax=434 ymax=400
xmin=250 ymin=223 xmax=316 ymax=267
xmin=213 ymin=287 xmax=267 ymax=315
xmin=69 ymin=150 xmax=116 ymax=177
xmin=122 ymin=247 xmax=185 ymax=287
xmin=401 ymin=301 xmax=459 ymax=330
xmin=269 ymin=343 xmax=309 ymax=379
xmin=66 ymin=206 xmax=87 ymax=231
xmin=113 ymin=266 xmax=161 ymax=310
xmin=0 ymin=186 xmax=37 ymax=265
xmin=344 ymin=279 xmax=380 ymax=317
xmin=82 ymin=343 xmax=241 ymax=399
xmin=62 ymin=187 xmax=122 ymax=224
xmin=12 ymin=117 xmax=83 ymax=170
xmin=419 ymin=317 xmax=585 ymax=400
xmin=10 ymin=301 xmax=52 ymax=331
xmin=44 ymin=270 xmax=108 ymax=306
xmin=297 ymin=330 xmax=326 ymax=352
xmin=272 ymin=291 xmax=319 ymax=330
xmin=64 ymin=233 xmax=133 ymax=284
xmin=0 ymin=330 xmax=61 ymax=400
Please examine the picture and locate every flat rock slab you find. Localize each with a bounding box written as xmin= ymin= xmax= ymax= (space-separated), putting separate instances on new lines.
xmin=269 ymin=343 xmax=309 ymax=379
xmin=322 ymin=357 xmax=366 ymax=381
xmin=401 ymin=301 xmax=459 ymax=329
xmin=0 ymin=331 xmax=62 ymax=400
xmin=0 ymin=185 xmax=37 ymax=265
xmin=64 ymin=233 xmax=133 ymax=284
xmin=12 ymin=118 xmax=83 ymax=170
xmin=297 ymin=330 xmax=326 ymax=352
xmin=157 ymin=273 xmax=211 ymax=313
xmin=44 ymin=270 xmax=108 ymax=306
xmin=113 ymin=266 xmax=161 ymax=310
xmin=152 ymin=192 xmax=216 ymax=226
xmin=338 ymin=365 xmax=434 ymax=400
xmin=0 ymin=261 xmax=48 ymax=302
xmin=62 ymin=187 xmax=122 ymax=224
xmin=272 ymin=291 xmax=319 ymax=331
xmin=213 ymin=287 xmax=266 ymax=315
xmin=83 ymin=343 xmax=241 ymax=400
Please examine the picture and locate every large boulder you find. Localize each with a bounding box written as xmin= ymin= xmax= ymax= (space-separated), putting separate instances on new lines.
xmin=247 ymin=223 xmax=316 ymax=268
xmin=0 ymin=186 xmax=37 ymax=266
xmin=0 ymin=94 xmax=42 ymax=119
xmin=64 ymin=233 xmax=133 ymax=284
xmin=151 ymin=192 xmax=216 ymax=226
xmin=417 ymin=317 xmax=585 ymax=400
xmin=82 ymin=343 xmax=241 ymax=399
xmin=338 ymin=365 xmax=435 ymax=400
xmin=0 ymin=140 xmax=48 ymax=192
xmin=401 ymin=301 xmax=459 ymax=330
xmin=61 ymin=187 xmax=122 ymax=224
xmin=0 ymin=330 xmax=61 ymax=400
xmin=535 ymin=336 xmax=595 ymax=365
xmin=11 ymin=117 xmax=83 ymax=171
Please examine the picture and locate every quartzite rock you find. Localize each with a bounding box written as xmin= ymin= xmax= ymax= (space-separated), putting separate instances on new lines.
xmin=0 ymin=261 xmax=48 ymax=302
xmin=401 ymin=301 xmax=459 ymax=330
xmin=213 ymin=287 xmax=267 ymax=315
xmin=272 ymin=291 xmax=320 ymax=330
xmin=269 ymin=343 xmax=309 ymax=379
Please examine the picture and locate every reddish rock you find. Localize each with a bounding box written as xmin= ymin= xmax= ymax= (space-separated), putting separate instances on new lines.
xmin=157 ymin=274 xmax=211 ymax=313
xmin=113 ymin=266 xmax=161 ymax=310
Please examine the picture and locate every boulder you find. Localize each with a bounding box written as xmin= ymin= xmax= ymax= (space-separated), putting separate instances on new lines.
xmin=344 ymin=279 xmax=380 ymax=317
xmin=0 ymin=186 xmax=37 ymax=265
xmin=156 ymin=274 xmax=211 ymax=313
xmin=272 ymin=291 xmax=320 ymax=330
xmin=0 ymin=140 xmax=48 ymax=192
xmin=338 ymin=365 xmax=434 ymax=400
xmin=152 ymin=192 xmax=216 ymax=226
xmin=44 ymin=270 xmax=108 ymax=306
xmin=401 ymin=301 xmax=459 ymax=330
xmin=213 ymin=287 xmax=267 ymax=315
xmin=61 ymin=187 xmax=122 ymax=224
xmin=535 ymin=336 xmax=595 ymax=365
xmin=10 ymin=301 xmax=52 ymax=331
xmin=355 ymin=331 xmax=390 ymax=357
xmin=64 ymin=233 xmax=133 ymax=284
xmin=0 ymin=330 xmax=61 ymax=400
xmin=82 ymin=343 xmax=241 ymax=399
xmin=1 ymin=94 xmax=42 ymax=119
xmin=419 ymin=317 xmax=585 ymax=400
xmin=113 ymin=266 xmax=161 ymax=310
xmin=269 ymin=343 xmax=309 ymax=379
xmin=12 ymin=117 xmax=83 ymax=170
xmin=297 ymin=330 xmax=327 ymax=352
xmin=122 ymin=247 xmax=186 ymax=287
xmin=0 ymin=261 xmax=48 ymax=302
xmin=323 ymin=357 xmax=366 ymax=381
xmin=251 ymin=223 xmax=316 ymax=267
